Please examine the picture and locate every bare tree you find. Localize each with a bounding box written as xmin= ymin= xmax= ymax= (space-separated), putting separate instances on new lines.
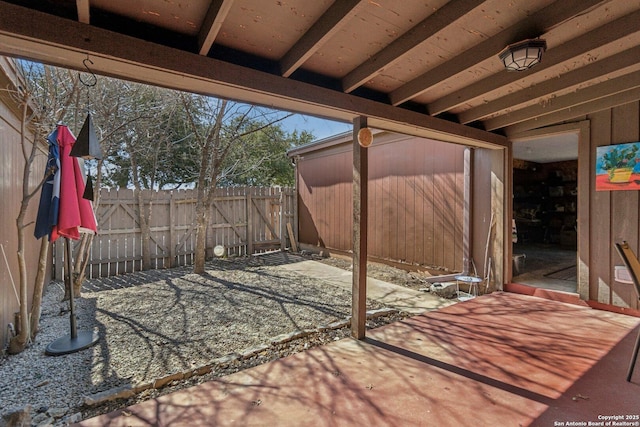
xmin=180 ymin=94 xmax=292 ymax=273
xmin=8 ymin=88 xmax=43 ymax=353
xmin=69 ymin=78 xmax=184 ymax=288
xmin=5 ymin=63 xmax=81 ymax=353
xmin=90 ymin=82 xmax=191 ymax=271
xmin=11 ymin=62 xmax=160 ymax=322
xmin=7 ymin=61 xmax=304 ymax=342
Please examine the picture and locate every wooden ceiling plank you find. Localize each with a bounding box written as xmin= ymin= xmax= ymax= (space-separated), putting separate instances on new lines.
xmin=0 ymin=1 xmax=506 ymax=149
xmin=198 ymin=0 xmax=235 ymax=56
xmin=389 ymin=0 xmax=606 ymax=107
xmin=510 ymin=121 xmax=589 ymax=142
xmin=487 ymin=69 xmax=640 ymax=131
xmin=464 ymin=45 xmax=640 ymax=125
xmin=280 ymin=0 xmax=363 ymax=78
xmin=505 ymin=86 xmax=640 ymax=136
xmin=428 ymin=8 xmax=640 ymax=116
xmin=76 ymin=0 xmax=90 ymax=24
xmin=341 ymin=0 xmax=485 ymax=94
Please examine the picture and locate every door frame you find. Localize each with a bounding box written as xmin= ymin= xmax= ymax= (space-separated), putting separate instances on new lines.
xmin=507 ymin=121 xmax=590 ymax=298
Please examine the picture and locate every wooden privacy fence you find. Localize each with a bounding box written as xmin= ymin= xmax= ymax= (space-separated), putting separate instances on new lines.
xmin=54 ymin=186 xmax=295 ymax=279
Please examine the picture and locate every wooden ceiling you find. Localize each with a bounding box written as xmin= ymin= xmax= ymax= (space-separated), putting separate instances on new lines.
xmin=0 ymin=0 xmax=639 ymax=145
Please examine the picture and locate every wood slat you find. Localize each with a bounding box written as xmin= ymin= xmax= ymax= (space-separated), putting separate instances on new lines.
xmin=611 ymin=102 xmax=640 ymax=308
xmin=295 ymin=133 xmax=465 ymax=273
xmin=74 ymin=187 xmax=294 ymax=278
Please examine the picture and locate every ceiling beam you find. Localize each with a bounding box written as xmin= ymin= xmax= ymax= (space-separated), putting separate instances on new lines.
xmin=76 ymin=0 xmax=90 ymax=24
xmin=0 ymin=1 xmax=506 ymax=149
xmin=280 ymin=0 xmax=362 ymax=78
xmin=505 ymin=86 xmax=640 ymax=136
xmin=509 ymin=120 xmax=589 ymax=142
xmin=341 ymin=0 xmax=484 ymax=93
xmin=389 ymin=0 xmax=606 ymax=107
xmin=487 ymin=69 xmax=640 ymax=131
xmin=198 ymin=0 xmax=235 ymax=56
xmin=463 ymin=45 xmax=640 ymax=125
xmin=428 ymin=8 xmax=640 ymax=116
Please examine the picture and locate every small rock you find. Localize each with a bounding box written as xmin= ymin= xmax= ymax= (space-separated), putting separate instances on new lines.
xmin=84 ymin=385 xmax=133 ymax=406
xmin=67 ymin=413 xmax=82 ymax=424
xmin=153 ymin=372 xmax=184 ymax=389
xmin=430 ymin=282 xmax=458 ymax=299
xmin=46 ymin=407 xmax=67 ymax=419
xmin=2 ymin=405 xmax=31 ymax=427
xmin=34 ymin=416 xmax=54 ymax=427
xmin=365 ymin=308 xmax=396 ymax=319
xmin=240 ymin=344 xmax=270 ymax=360
xmin=31 ymin=412 xmax=49 ymax=425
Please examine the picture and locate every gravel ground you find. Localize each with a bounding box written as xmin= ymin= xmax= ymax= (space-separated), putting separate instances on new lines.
xmin=0 ymin=252 xmax=421 ymax=426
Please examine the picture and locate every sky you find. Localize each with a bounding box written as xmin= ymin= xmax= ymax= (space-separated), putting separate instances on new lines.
xmin=280 ymin=114 xmax=352 ymax=141
xmin=21 ymin=58 xmax=352 ymax=142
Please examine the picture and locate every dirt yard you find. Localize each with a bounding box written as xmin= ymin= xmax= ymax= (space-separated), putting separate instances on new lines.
xmin=1 ymin=251 xmax=431 ymax=425
xmin=315 ymin=254 xmax=434 ymax=291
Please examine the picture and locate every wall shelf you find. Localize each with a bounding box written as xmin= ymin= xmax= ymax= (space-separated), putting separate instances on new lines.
xmin=513 ymin=161 xmax=577 ymax=247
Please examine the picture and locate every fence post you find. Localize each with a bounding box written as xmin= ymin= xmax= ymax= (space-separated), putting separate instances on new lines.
xmin=91 ymin=186 xmax=293 ymax=275
xmin=247 ymin=190 xmax=253 ymax=255
xmin=279 ymin=188 xmax=286 ymax=250
xmin=169 ymin=190 xmax=176 ymax=268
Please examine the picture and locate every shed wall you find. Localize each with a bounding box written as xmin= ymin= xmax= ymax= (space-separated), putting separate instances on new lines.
xmin=296 ymin=133 xmax=465 ymax=272
xmin=0 ymin=57 xmax=44 ymax=350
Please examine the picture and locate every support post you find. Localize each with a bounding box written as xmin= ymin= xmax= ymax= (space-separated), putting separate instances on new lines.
xmin=463 ymin=148 xmax=472 ymax=274
xmin=351 ymin=116 xmax=369 ymax=339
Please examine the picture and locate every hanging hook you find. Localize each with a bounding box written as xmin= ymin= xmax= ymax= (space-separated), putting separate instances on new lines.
xmin=79 ymin=57 xmax=97 ymax=87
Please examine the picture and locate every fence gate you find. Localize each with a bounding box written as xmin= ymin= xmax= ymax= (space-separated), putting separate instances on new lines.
xmin=246 ymin=188 xmax=284 ymax=254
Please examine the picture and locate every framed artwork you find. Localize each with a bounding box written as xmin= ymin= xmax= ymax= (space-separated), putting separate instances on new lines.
xmin=596 ymin=142 xmax=640 ymax=191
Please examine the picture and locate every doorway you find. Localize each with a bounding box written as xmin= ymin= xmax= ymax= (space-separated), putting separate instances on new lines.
xmin=511 ymin=133 xmax=579 ymax=294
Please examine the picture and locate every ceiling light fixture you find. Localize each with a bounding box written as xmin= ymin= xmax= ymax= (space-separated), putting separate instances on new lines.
xmin=498 ymin=39 xmax=547 ymax=71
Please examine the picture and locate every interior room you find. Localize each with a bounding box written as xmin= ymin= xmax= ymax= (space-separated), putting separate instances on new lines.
xmin=512 ymin=133 xmax=579 ymax=293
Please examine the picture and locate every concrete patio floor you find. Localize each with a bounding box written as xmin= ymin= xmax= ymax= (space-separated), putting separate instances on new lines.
xmin=78 ymin=292 xmax=640 ymax=427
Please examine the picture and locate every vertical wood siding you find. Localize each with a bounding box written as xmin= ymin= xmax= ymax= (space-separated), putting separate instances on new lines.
xmin=588 ymin=101 xmax=640 ymax=309
xmin=0 ymin=58 xmax=45 ymax=349
xmin=297 ymin=135 xmax=465 ymax=272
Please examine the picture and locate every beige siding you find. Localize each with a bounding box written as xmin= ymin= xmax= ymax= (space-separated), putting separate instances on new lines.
xmin=0 ymin=57 xmax=45 ymax=349
xmin=587 ymin=101 xmax=640 ymax=310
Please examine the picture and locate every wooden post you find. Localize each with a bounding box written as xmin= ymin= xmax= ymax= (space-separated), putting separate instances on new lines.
xmin=169 ymin=191 xmax=176 ymax=268
xmin=279 ymin=190 xmax=286 ymax=250
xmin=247 ymin=191 xmax=254 ymax=255
xmin=293 ymin=158 xmax=300 ymax=254
xmin=54 ymin=239 xmax=64 ymax=281
xmin=287 ymin=223 xmax=298 ymax=252
xmin=351 ymin=116 xmax=369 ymax=339
xmin=463 ymin=148 xmax=472 ymax=274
